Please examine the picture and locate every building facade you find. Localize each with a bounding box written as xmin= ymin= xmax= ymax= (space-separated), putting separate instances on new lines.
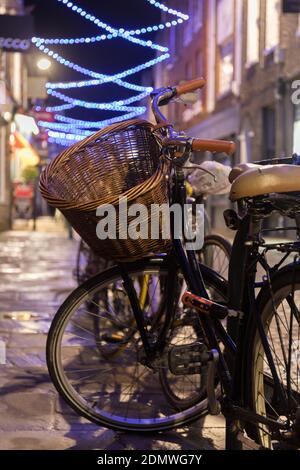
xmin=240 ymin=0 xmax=300 ymax=164
xmin=0 ymin=0 xmax=34 ymax=231
xmin=151 ymin=0 xmax=300 ymax=229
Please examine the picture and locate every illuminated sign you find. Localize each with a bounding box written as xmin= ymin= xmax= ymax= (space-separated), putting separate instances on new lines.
xmin=0 ymin=38 xmax=31 ymax=51
xmin=0 ymin=14 xmax=34 ymax=52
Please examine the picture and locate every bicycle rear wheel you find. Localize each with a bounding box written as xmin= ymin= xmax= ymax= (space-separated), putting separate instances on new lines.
xmin=47 ymin=257 xmax=227 ymax=431
xmin=199 ymin=234 xmax=231 ymax=279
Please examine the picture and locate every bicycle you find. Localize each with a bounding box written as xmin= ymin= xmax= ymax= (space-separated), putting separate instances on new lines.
xmin=44 ymin=78 xmax=300 ymax=449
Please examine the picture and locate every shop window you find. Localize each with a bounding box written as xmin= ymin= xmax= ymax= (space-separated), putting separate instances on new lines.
xmin=246 ymin=0 xmax=260 ymax=65
xmin=217 ymin=0 xmax=234 ymax=96
xmin=218 ymin=42 xmax=234 ymax=95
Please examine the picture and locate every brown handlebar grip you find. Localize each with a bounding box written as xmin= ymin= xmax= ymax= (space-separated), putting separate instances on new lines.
xmin=191 ymin=139 xmax=235 ymax=155
xmin=175 ymin=77 xmax=206 ymax=96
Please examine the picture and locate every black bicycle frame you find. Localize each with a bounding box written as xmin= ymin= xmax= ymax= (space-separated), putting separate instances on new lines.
xmin=117 ymin=88 xmax=292 ymax=435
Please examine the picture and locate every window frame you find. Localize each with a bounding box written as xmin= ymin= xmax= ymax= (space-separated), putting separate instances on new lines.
xmin=246 ymin=0 xmax=260 ymax=67
xmin=216 ymin=0 xmax=235 ymax=98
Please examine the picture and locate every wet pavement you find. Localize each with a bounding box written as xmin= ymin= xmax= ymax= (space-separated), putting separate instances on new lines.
xmin=0 ymin=217 xmax=225 ymax=450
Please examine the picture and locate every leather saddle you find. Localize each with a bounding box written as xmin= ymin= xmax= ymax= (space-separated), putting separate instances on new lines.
xmin=229 ymin=163 xmax=300 ymax=202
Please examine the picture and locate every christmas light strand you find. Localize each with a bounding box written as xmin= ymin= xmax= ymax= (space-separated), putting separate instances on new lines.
xmin=32 ymin=14 xmax=183 ymax=47
xmin=41 ymin=122 xmax=93 ymax=135
xmin=35 ymin=42 xmax=165 ymax=91
xmin=40 ymin=0 xmax=188 ymax=144
xmin=47 ymin=77 xmax=152 ymax=92
xmin=145 ymin=0 xmax=188 ymax=20
xmin=47 ymin=89 xmax=148 ymax=111
xmin=48 ymin=130 xmax=89 ymax=142
xmin=48 ymin=136 xmax=78 ymax=146
xmin=56 ymin=0 xmax=172 ymax=51
xmin=45 ymin=103 xmax=74 ymax=112
xmin=54 ymin=110 xmax=145 ymax=128
xmin=33 ymin=23 xmax=175 ymax=46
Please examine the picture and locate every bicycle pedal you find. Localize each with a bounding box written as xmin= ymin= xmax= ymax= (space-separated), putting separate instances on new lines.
xmin=182 ymin=291 xmax=228 ymax=319
xmin=168 ymin=342 xmax=209 ymax=375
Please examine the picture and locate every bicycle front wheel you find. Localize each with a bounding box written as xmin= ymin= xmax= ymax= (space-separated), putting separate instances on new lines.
xmin=47 ymin=257 xmax=226 ymax=432
xmin=245 ymin=264 xmax=300 ymax=449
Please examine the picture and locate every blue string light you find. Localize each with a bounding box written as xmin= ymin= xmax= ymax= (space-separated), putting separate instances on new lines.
xmin=47 ymin=89 xmax=148 ymax=111
xmin=55 ymin=0 xmax=171 ymax=51
xmin=32 ymin=15 xmax=182 ymax=47
xmin=45 ymin=103 xmax=74 ymax=112
xmin=54 ymin=110 xmax=146 ymax=128
xmin=47 ymin=77 xmax=152 ymax=93
xmin=41 ymin=122 xmax=93 ymax=135
xmin=145 ymin=0 xmax=188 ymax=20
xmin=48 ymin=136 xmax=77 ymax=146
xmin=48 ymin=130 xmax=90 ymax=142
xmin=39 ymin=0 xmax=188 ymax=144
xmin=35 ymin=42 xmax=165 ymax=91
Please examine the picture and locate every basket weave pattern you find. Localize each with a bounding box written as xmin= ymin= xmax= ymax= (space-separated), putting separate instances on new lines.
xmin=40 ymin=119 xmax=171 ymax=260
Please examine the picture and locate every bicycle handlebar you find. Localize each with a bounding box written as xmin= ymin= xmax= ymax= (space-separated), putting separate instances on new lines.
xmin=192 ymin=138 xmax=235 ymax=155
xmin=151 ymin=78 xmax=236 ymax=156
xmin=175 ymin=78 xmax=206 ymax=96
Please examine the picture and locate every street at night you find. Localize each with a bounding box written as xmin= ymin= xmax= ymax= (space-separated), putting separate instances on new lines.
xmin=0 ymin=220 xmax=225 ymax=450
xmin=0 ymin=0 xmax=300 ymax=461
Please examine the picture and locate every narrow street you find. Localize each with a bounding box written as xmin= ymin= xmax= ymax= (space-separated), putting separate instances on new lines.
xmin=0 ymin=218 xmax=225 ymax=450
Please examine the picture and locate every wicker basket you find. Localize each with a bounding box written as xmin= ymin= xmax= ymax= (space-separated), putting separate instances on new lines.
xmin=40 ymin=119 xmax=171 ymax=260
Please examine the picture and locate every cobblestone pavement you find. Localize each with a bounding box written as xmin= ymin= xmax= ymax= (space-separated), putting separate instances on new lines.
xmin=0 ymin=218 xmax=225 ymax=450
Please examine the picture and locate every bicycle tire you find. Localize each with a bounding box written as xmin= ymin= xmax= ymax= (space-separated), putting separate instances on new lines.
xmin=200 ymin=234 xmax=232 ymax=280
xmin=244 ymin=263 xmax=300 ymax=448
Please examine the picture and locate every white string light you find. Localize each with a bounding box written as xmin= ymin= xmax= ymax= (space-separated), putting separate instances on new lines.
xmin=48 ymin=136 xmax=78 ymax=146
xmin=41 ymin=122 xmax=93 ymax=135
xmin=45 ymin=103 xmax=74 ymax=112
xmin=55 ymin=0 xmax=171 ymax=51
xmin=39 ymin=0 xmax=188 ymax=144
xmin=47 ymin=89 xmax=148 ymax=111
xmin=47 ymin=77 xmax=152 ymax=92
xmin=32 ymin=15 xmax=182 ymax=47
xmin=48 ymin=130 xmax=89 ymax=141
xmin=54 ymin=110 xmax=144 ymax=128
xmin=35 ymin=42 xmax=165 ymax=91
xmin=145 ymin=0 xmax=188 ymax=20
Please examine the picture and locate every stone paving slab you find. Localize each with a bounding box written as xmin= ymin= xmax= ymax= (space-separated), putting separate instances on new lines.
xmin=0 ymin=223 xmax=226 ymax=450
